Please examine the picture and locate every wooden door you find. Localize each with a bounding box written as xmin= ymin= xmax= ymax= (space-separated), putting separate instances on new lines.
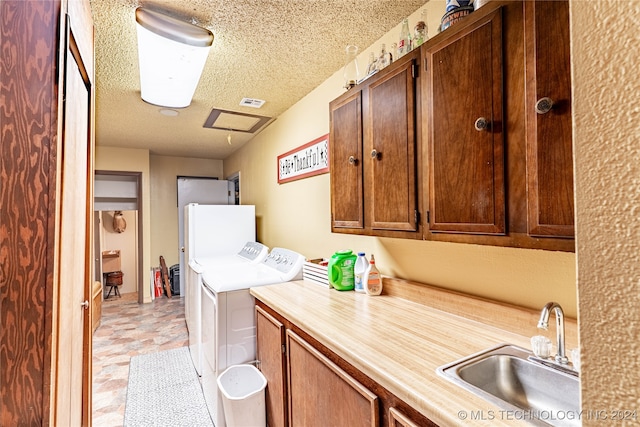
xmin=53 ymin=17 xmax=93 ymax=426
xmin=330 ymin=90 xmax=364 ymax=230
xmin=524 ymin=0 xmax=574 ymax=238
xmin=286 ymin=330 xmax=378 ymax=427
xmin=256 ymin=306 xmax=287 ymax=427
xmin=424 ymin=8 xmax=506 ymax=235
xmin=366 ymin=52 xmax=418 ymax=231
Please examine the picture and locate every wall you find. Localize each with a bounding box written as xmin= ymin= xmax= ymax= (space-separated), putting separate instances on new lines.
xmin=224 ymin=1 xmax=578 ymax=317
xmin=95 ymin=146 xmax=151 ymax=301
xmin=571 ymin=0 xmax=640 ymax=422
xmin=149 ymin=155 xmax=223 ymax=267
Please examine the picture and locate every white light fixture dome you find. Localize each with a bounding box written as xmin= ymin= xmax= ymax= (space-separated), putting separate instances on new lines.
xmin=135 ymin=7 xmax=213 ymax=108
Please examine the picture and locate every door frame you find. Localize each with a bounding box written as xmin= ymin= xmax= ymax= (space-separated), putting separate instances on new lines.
xmin=94 ymin=170 xmax=143 ymax=303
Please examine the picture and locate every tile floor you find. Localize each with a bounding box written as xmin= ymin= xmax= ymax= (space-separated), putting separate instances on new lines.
xmin=92 ymin=292 xmax=188 ymax=427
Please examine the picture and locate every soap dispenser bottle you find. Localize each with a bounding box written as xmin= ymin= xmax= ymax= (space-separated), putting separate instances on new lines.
xmin=354 ymin=252 xmax=368 ymax=293
xmin=364 ymin=254 xmax=382 ymax=296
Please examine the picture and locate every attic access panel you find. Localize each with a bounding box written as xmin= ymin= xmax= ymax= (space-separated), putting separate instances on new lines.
xmin=203 ymin=108 xmax=274 ymax=134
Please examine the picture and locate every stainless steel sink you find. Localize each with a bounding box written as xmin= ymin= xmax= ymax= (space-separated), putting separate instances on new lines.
xmin=437 ymin=344 xmax=580 ymax=427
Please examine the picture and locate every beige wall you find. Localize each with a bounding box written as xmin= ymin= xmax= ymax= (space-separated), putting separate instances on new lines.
xmin=149 ymin=154 xmax=224 ymax=267
xmin=224 ymin=1 xmax=578 ymax=317
xmin=95 ymin=146 xmax=152 ymax=302
xmin=571 ymin=0 xmax=640 ymax=422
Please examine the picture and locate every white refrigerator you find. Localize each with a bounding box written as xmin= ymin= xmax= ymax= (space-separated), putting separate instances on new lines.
xmin=177 ymin=177 xmax=235 ymax=297
xmin=183 ymin=204 xmax=256 ymax=374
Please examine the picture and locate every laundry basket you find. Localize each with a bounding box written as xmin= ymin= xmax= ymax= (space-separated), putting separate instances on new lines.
xmin=217 ymin=364 xmax=267 ymax=427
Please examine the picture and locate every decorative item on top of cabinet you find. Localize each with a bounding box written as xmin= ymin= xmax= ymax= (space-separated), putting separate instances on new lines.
xmin=423 ymin=6 xmax=506 ymax=236
xmin=330 ymin=49 xmax=421 ymax=238
xmin=524 ymin=0 xmax=574 ymax=238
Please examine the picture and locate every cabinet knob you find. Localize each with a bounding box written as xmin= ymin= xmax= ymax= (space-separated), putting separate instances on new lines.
xmin=348 ymin=155 xmax=357 ymax=165
xmin=371 ymin=149 xmax=380 ymax=160
xmin=80 ymin=300 xmax=89 ymax=310
xmin=535 ymin=97 xmax=554 ymax=114
xmin=474 ymin=117 xmax=489 ymax=131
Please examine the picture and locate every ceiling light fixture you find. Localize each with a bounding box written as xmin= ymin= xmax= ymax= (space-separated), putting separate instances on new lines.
xmin=135 ymin=7 xmax=213 ymax=108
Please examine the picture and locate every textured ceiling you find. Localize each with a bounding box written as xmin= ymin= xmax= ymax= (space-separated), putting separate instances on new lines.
xmin=90 ymin=0 xmax=427 ymax=159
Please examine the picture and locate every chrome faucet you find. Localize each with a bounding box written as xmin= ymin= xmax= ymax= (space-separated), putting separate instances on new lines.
xmin=537 ymin=302 xmax=569 ymax=364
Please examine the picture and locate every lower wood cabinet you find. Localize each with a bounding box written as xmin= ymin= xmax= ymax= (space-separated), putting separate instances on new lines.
xmin=287 ymin=330 xmax=379 ymax=427
xmin=255 ymin=302 xmax=436 ymax=427
xmin=389 ymin=407 xmax=421 ymax=427
xmin=256 ymin=306 xmax=288 ymax=427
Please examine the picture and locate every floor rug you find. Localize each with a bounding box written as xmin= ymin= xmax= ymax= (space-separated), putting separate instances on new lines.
xmin=124 ymin=347 xmax=213 ymax=426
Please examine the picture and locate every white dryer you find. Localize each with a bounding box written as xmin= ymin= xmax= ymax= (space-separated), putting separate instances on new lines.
xmin=187 ymin=241 xmax=268 ymax=376
xmin=200 ymin=247 xmax=305 ymax=427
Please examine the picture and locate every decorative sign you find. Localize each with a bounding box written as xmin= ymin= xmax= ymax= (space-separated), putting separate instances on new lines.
xmin=277 ymin=134 xmax=329 ymax=184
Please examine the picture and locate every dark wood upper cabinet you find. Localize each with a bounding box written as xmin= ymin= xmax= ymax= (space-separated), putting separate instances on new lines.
xmin=329 ymin=0 xmax=574 ymax=251
xmin=423 ymin=7 xmax=506 ymax=235
xmin=366 ymin=57 xmax=418 ymax=232
xmin=330 ymin=90 xmax=364 ymax=229
xmin=525 ymin=0 xmax=574 ymax=238
xmin=330 ymin=50 xmax=420 ymax=238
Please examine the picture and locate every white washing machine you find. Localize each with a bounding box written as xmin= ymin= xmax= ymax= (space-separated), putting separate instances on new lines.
xmin=200 ymin=247 xmax=305 ymax=427
xmin=188 ymin=241 xmax=269 ymax=376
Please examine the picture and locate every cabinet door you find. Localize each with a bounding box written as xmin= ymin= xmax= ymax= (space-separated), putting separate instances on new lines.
xmin=286 ymin=330 xmax=379 ymax=427
xmin=330 ymin=90 xmax=364 ymax=229
xmin=256 ymin=306 xmax=288 ymax=427
xmin=366 ymin=52 xmax=418 ymax=231
xmin=389 ymin=407 xmax=420 ymax=427
xmin=525 ymin=0 xmax=574 ymax=238
xmin=424 ymin=8 xmax=506 ymax=235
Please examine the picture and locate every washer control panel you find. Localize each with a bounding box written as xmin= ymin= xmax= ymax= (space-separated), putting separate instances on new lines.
xmin=262 ymin=247 xmax=305 ymax=279
xmin=237 ymin=242 xmax=269 ymax=262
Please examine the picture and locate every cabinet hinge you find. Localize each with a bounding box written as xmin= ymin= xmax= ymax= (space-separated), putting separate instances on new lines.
xmin=424 ymin=57 xmax=428 ymax=72
xmin=426 ymin=210 xmax=430 ymax=224
xmin=282 ymin=344 xmax=286 ymax=354
xmin=415 ymin=210 xmax=420 ymax=225
xmin=411 ymin=62 xmax=418 ymax=79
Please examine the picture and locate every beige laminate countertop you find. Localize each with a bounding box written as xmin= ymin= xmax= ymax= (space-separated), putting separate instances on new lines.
xmin=250 ymin=279 xmax=579 ymax=427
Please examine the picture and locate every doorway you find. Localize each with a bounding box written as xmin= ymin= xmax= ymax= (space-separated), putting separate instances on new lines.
xmin=226 ymin=171 xmax=241 ymax=205
xmin=94 ymin=171 xmax=143 ymax=304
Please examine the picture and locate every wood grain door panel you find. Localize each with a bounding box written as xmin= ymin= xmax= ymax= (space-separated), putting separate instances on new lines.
xmin=54 ymin=17 xmax=93 ymax=426
xmin=426 ymin=9 xmax=506 ymax=235
xmin=367 ymin=56 xmax=418 ymax=231
xmin=256 ymin=306 xmax=287 ymax=427
xmin=525 ymin=0 xmax=574 ymax=238
xmin=286 ymin=330 xmax=378 ymax=427
xmin=389 ymin=407 xmax=421 ymax=427
xmin=330 ymin=91 xmax=364 ymax=229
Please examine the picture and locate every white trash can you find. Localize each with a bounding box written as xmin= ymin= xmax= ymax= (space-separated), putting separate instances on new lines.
xmin=217 ymin=364 xmax=267 ymax=427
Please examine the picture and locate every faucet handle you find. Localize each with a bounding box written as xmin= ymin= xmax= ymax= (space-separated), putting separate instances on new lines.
xmin=531 ymin=335 xmax=552 ymax=358
xmin=570 ymin=348 xmax=581 ymax=371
